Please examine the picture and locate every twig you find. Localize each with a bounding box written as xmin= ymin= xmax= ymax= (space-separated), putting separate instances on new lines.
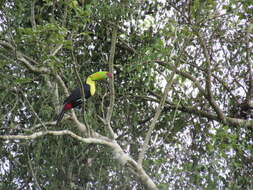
xmin=185 ymin=60 xmax=238 ymax=103
xmin=138 ymin=72 xmax=175 ymax=165
xmin=154 ymin=60 xmax=229 ymax=122
xmin=101 ymin=93 xmax=107 ymax=118
xmin=50 ymin=44 xmax=63 ymax=56
xmin=27 ymin=153 xmax=42 ymax=190
xmin=155 ymin=60 xmax=206 ymax=95
xmin=30 ymin=0 xmax=36 ymax=29
xmin=20 ymin=90 xmax=47 ymax=131
xmin=245 ymin=23 xmax=253 ymax=107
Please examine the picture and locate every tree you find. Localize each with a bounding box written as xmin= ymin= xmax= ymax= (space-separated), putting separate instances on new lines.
xmin=0 ymin=0 xmax=252 ymax=189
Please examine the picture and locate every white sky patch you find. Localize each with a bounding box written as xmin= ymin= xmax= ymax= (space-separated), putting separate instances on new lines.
xmin=157 ymin=0 xmax=166 ymax=3
xmin=0 ymin=158 xmax=10 ymax=175
xmin=138 ymin=15 xmax=155 ymax=31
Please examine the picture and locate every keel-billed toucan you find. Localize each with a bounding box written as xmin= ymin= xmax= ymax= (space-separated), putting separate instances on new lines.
xmin=56 ymin=71 xmax=112 ymax=124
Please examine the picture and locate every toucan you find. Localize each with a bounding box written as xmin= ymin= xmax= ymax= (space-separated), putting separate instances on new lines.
xmin=56 ymin=71 xmax=112 ymax=124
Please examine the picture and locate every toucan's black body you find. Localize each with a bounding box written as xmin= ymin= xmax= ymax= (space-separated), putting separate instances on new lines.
xmin=63 ymin=84 xmax=91 ymax=106
xmin=56 ymin=84 xmax=91 ymax=124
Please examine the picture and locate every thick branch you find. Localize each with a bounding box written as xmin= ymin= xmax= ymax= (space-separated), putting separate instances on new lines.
xmin=0 ymin=130 xmax=158 ymax=190
xmin=71 ymin=109 xmax=88 ymax=134
xmin=0 ymin=130 xmax=109 ymax=144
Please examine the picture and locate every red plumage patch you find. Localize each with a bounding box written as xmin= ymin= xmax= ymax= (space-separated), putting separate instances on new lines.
xmin=64 ymin=103 xmax=73 ymax=111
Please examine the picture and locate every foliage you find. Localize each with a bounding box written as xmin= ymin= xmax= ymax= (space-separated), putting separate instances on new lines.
xmin=0 ymin=0 xmax=252 ymax=189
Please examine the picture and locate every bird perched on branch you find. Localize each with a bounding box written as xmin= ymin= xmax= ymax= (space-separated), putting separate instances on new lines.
xmin=56 ymin=71 xmax=112 ymax=124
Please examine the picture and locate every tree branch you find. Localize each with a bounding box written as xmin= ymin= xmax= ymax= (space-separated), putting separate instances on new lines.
xmin=196 ymin=31 xmax=225 ymax=121
xmin=0 ymin=40 xmax=50 ymax=74
xmin=138 ymin=72 xmax=175 ymax=165
xmin=0 ymin=130 xmax=107 ymax=143
xmin=245 ymin=23 xmax=253 ymax=109
xmin=54 ymin=73 xmax=69 ymax=96
xmin=155 ymin=60 xmax=206 ymax=95
xmin=27 ymin=153 xmax=42 ymax=190
xmin=143 ymin=60 xmax=253 ymax=127
xmin=71 ymin=50 xmax=89 ymax=135
xmin=30 ymin=0 xmax=37 ymax=29
xmin=185 ymin=59 xmax=238 ymax=103
xmin=136 ymin=93 xmax=253 ymax=128
xmin=50 ymin=44 xmax=63 ymax=56
xmin=106 ymin=25 xmax=117 ymax=139
xmin=154 ymin=60 xmax=227 ymax=118
xmin=0 ymin=130 xmax=158 ymax=190
xmin=21 ymin=90 xmax=47 ymax=130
